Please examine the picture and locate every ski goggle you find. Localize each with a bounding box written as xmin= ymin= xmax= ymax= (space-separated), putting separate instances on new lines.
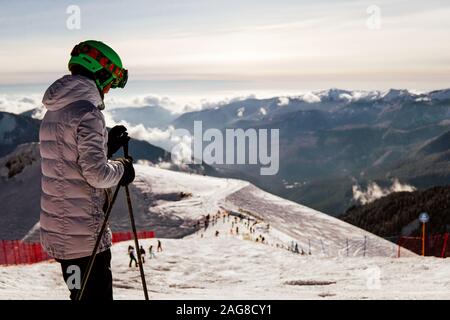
xmin=71 ymin=43 xmax=128 ymax=89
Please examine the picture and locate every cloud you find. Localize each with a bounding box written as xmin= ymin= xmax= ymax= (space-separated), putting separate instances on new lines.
xmin=103 ymin=110 xmax=193 ymax=164
xmin=277 ymin=97 xmax=289 ymax=106
xmin=352 ymin=178 xmax=416 ymax=205
xmin=299 ymin=92 xmax=321 ymax=103
xmin=0 ymin=94 xmax=41 ymax=114
xmin=104 ymin=94 xmax=177 ymax=111
xmin=182 ymin=94 xmax=256 ymax=113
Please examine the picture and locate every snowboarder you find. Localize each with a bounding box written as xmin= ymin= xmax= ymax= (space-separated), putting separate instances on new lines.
xmin=139 ymin=246 xmax=146 ymax=264
xmin=128 ymin=246 xmax=138 ymax=267
xmin=39 ymin=40 xmax=133 ymax=300
xmin=157 ymin=240 xmax=163 ymax=252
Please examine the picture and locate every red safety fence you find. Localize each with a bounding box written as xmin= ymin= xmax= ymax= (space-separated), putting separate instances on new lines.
xmin=0 ymin=240 xmax=50 ymax=265
xmin=0 ymin=230 xmax=155 ymax=266
xmin=112 ymin=230 xmax=155 ymax=243
xmin=397 ymin=233 xmax=449 ymax=258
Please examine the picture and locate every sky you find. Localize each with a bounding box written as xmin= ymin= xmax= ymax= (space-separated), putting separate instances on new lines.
xmin=1 ymin=0 xmax=450 ymax=107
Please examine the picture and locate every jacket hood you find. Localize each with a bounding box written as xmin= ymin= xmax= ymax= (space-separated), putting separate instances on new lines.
xmin=42 ymin=74 xmax=105 ymax=111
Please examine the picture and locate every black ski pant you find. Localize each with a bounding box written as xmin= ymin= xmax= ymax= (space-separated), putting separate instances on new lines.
xmin=56 ymin=249 xmax=113 ymax=301
xmin=129 ymin=255 xmax=138 ymax=267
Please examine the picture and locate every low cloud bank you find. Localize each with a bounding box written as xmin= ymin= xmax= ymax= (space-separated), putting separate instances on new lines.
xmin=352 ymin=178 xmax=416 ymax=205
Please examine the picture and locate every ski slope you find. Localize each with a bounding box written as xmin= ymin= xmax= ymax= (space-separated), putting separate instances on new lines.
xmin=130 ymin=165 xmax=404 ymax=257
xmin=1 ymin=223 xmax=449 ymax=300
xmin=3 ymin=162 xmax=442 ymax=300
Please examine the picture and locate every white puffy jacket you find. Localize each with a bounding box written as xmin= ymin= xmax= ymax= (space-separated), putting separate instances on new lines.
xmin=39 ymin=74 xmax=124 ymax=260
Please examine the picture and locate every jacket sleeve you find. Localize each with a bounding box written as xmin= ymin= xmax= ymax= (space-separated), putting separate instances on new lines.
xmin=76 ymin=109 xmax=124 ymax=188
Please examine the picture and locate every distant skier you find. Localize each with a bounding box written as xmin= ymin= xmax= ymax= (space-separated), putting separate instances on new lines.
xmin=157 ymin=240 xmax=163 ymax=252
xmin=128 ymin=246 xmax=138 ymax=267
xmin=215 ymin=230 xmax=219 ymax=237
xmin=148 ymin=245 xmax=156 ymax=259
xmin=139 ymin=246 xmax=146 ymax=264
xmin=204 ymin=214 xmax=210 ymax=230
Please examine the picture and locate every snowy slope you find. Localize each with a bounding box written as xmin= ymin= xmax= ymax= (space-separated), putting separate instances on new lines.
xmin=9 ymin=156 xmax=403 ymax=257
xmin=0 ymin=231 xmax=448 ymax=300
xmin=4 ymin=160 xmax=449 ymax=300
xmin=225 ymin=185 xmax=402 ymax=257
xmin=0 ymin=143 xmax=41 ymax=239
xmin=105 ymin=164 xmax=406 ymax=258
xmin=21 ymin=164 xmax=249 ymax=241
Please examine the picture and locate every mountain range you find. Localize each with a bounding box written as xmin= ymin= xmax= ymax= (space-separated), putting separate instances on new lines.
xmin=170 ymin=88 xmax=450 ymax=215
xmin=5 ymin=88 xmax=450 ymax=217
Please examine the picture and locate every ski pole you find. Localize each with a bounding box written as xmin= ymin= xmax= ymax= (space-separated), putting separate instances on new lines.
xmin=125 ymin=185 xmax=149 ymax=300
xmin=76 ymin=183 xmax=121 ymax=300
xmin=123 ymin=141 xmax=149 ymax=300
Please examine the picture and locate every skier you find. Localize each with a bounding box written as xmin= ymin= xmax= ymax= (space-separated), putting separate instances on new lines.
xmin=39 ymin=40 xmax=134 ymax=300
xmin=139 ymin=246 xmax=146 ymax=264
xmin=148 ymin=245 xmax=156 ymax=259
xmin=204 ymin=214 xmax=210 ymax=230
xmin=215 ymin=230 xmax=219 ymax=237
xmin=128 ymin=246 xmax=138 ymax=267
xmin=157 ymin=240 xmax=163 ymax=252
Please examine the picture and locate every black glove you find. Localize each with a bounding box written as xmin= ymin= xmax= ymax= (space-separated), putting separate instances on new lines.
xmin=115 ymin=157 xmax=135 ymax=186
xmin=107 ymin=125 xmax=130 ymax=159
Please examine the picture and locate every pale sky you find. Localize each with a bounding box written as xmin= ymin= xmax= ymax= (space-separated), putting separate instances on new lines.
xmin=1 ymin=0 xmax=450 ymax=93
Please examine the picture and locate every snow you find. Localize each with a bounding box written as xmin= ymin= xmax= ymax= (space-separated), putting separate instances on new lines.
xmin=3 ymin=158 xmax=443 ymax=300
xmin=277 ymin=97 xmax=289 ymax=106
xmin=133 ymin=164 xmax=248 ymax=221
xmin=1 ymin=223 xmax=449 ymax=300
xmin=225 ymin=185 xmax=406 ymax=257
xmin=382 ymin=89 xmax=416 ymax=102
xmin=236 ymin=107 xmax=245 ymax=117
xmin=298 ymin=92 xmax=321 ymax=103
